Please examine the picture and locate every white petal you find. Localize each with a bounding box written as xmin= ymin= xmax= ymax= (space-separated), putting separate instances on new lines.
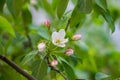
xmin=58 ymin=29 xmax=65 ymax=38
xmin=58 ymin=44 xmax=65 ymax=47
xmin=64 ymin=38 xmax=68 ymax=43
xmin=61 ymin=38 xmax=68 ymax=44
xmin=52 ymin=31 xmax=60 ymax=42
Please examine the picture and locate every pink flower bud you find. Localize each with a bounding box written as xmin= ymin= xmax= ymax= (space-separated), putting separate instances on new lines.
xmin=51 ymin=60 xmax=58 ymax=66
xmin=44 ymin=20 xmax=51 ymax=27
xmin=65 ymin=48 xmax=74 ymax=56
xmin=37 ymin=42 xmax=46 ymax=52
xmin=72 ymin=34 xmax=82 ymax=40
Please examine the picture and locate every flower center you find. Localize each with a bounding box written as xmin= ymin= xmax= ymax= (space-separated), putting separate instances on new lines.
xmin=55 ymin=39 xmax=61 ymax=44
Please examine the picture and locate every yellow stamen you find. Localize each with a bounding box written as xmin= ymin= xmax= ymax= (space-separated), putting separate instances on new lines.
xmin=55 ymin=39 xmax=61 ymax=44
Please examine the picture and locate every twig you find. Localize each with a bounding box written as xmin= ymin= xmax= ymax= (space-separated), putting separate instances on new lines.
xmin=45 ymin=55 xmax=67 ymax=80
xmin=0 ymin=55 xmax=36 ymax=80
xmin=65 ymin=19 xmax=70 ymax=31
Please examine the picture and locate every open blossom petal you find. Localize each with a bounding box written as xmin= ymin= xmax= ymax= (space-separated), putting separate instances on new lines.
xmin=51 ymin=29 xmax=68 ymax=47
xmin=58 ymin=29 xmax=65 ymax=38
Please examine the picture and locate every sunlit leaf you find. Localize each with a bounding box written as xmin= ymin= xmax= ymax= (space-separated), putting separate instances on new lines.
xmin=57 ymin=0 xmax=69 ymax=19
xmin=0 ymin=16 xmax=15 ymax=37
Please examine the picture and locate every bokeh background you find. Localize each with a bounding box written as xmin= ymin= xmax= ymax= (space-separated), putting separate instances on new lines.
xmin=0 ymin=0 xmax=120 ymax=80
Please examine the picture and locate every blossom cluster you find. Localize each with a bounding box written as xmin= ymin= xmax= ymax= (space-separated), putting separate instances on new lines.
xmin=37 ymin=20 xmax=82 ymax=66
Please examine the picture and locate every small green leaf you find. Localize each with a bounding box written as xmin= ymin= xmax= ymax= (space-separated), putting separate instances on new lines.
xmin=0 ymin=16 xmax=15 ymax=37
xmin=22 ymin=50 xmax=38 ymax=64
xmin=57 ymin=0 xmax=69 ymax=19
xmin=61 ymin=59 xmax=76 ymax=80
xmin=31 ymin=59 xmax=48 ymax=80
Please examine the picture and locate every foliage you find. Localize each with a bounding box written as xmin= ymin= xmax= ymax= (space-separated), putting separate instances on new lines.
xmin=0 ymin=0 xmax=120 ymax=80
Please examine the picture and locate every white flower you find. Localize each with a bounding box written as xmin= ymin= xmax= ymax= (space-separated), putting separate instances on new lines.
xmin=37 ymin=42 xmax=46 ymax=52
xmin=52 ymin=29 xmax=68 ymax=47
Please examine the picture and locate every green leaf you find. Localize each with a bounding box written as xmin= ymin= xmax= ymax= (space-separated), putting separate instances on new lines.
xmin=31 ymin=59 xmax=48 ymax=80
xmin=57 ymin=0 xmax=69 ymax=19
xmin=70 ymin=7 xmax=85 ymax=28
xmin=0 ymin=0 xmax=5 ymax=12
xmin=22 ymin=7 xmax=32 ymax=25
xmin=6 ymin=0 xmax=23 ymax=18
xmin=61 ymin=59 xmax=76 ymax=80
xmin=30 ymin=24 xmax=50 ymax=40
xmin=77 ymin=0 xmax=93 ymax=13
xmin=43 ymin=0 xmax=53 ymax=15
xmin=96 ymin=0 xmax=107 ymax=11
xmin=102 ymin=10 xmax=115 ymax=33
xmin=95 ymin=0 xmax=115 ymax=32
xmin=95 ymin=5 xmax=115 ymax=32
xmin=0 ymin=16 xmax=15 ymax=37
xmin=38 ymin=0 xmax=53 ymax=15
xmin=52 ymin=0 xmax=60 ymax=11
xmin=70 ymin=0 xmax=93 ymax=28
xmin=22 ymin=50 xmax=38 ymax=64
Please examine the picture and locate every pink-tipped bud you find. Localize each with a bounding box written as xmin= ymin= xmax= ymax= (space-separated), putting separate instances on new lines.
xmin=72 ymin=34 xmax=82 ymax=40
xmin=37 ymin=42 xmax=46 ymax=52
xmin=65 ymin=48 xmax=74 ymax=56
xmin=51 ymin=60 xmax=58 ymax=66
xmin=44 ymin=20 xmax=51 ymax=27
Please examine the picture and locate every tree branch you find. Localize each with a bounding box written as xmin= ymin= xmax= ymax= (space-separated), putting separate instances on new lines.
xmin=0 ymin=55 xmax=36 ymax=80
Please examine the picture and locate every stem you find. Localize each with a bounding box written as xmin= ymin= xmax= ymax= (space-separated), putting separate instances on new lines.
xmin=65 ymin=19 xmax=70 ymax=31
xmin=22 ymin=12 xmax=33 ymax=49
xmin=45 ymin=55 xmax=67 ymax=80
xmin=0 ymin=55 xmax=36 ymax=80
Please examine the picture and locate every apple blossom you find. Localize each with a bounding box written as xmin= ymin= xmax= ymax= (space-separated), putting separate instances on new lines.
xmin=72 ymin=34 xmax=82 ymax=40
xmin=51 ymin=60 xmax=58 ymax=66
xmin=37 ymin=42 xmax=46 ymax=52
xmin=52 ymin=29 xmax=68 ymax=47
xmin=65 ymin=48 xmax=74 ymax=56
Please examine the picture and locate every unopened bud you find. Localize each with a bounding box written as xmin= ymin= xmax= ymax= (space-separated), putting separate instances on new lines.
xmin=51 ymin=60 xmax=58 ymax=66
xmin=37 ymin=42 xmax=46 ymax=52
xmin=65 ymin=48 xmax=74 ymax=56
xmin=72 ymin=34 xmax=82 ymax=40
xmin=44 ymin=20 xmax=51 ymax=27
